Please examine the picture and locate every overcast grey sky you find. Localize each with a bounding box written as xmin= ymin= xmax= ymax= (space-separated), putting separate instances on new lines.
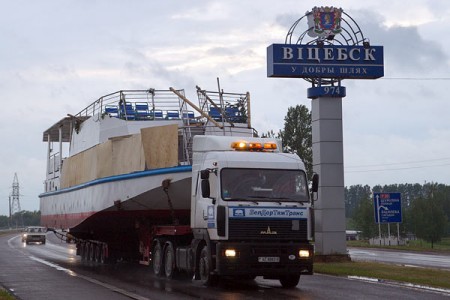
xmin=1 ymin=0 xmax=449 ymax=215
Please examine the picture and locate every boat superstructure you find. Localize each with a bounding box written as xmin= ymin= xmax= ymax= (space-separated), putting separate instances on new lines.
xmin=40 ymin=86 xmax=255 ymax=238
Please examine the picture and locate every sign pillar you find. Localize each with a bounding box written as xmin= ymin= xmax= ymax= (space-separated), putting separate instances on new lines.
xmin=267 ymin=6 xmax=384 ymax=257
xmin=310 ymin=87 xmax=347 ymax=255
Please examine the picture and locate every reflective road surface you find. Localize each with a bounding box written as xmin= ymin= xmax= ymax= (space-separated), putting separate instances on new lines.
xmin=1 ymin=232 xmax=449 ymax=300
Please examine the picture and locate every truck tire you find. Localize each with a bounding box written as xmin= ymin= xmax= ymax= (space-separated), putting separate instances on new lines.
xmin=164 ymin=242 xmax=176 ymax=279
xmin=279 ymin=274 xmax=300 ymax=288
xmin=152 ymin=241 xmax=164 ymax=276
xmin=199 ymin=246 xmax=217 ymax=286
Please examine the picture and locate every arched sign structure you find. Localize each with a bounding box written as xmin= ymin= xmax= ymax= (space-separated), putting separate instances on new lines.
xmin=267 ymin=7 xmax=384 ymax=256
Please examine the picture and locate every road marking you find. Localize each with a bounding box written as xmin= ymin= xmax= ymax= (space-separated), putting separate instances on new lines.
xmin=348 ymin=275 xmax=450 ymax=296
xmin=29 ymin=256 xmax=152 ymax=300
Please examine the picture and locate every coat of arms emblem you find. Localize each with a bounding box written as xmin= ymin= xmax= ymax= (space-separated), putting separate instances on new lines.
xmin=307 ymin=6 xmax=343 ymax=38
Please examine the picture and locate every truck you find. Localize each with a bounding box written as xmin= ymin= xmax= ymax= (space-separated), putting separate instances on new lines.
xmin=40 ymin=86 xmax=317 ymax=288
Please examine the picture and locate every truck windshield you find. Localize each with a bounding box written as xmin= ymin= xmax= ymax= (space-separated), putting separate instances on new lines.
xmin=221 ymin=168 xmax=309 ymax=202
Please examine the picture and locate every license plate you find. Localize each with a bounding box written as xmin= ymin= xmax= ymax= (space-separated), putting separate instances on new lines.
xmin=258 ymin=256 xmax=280 ymax=263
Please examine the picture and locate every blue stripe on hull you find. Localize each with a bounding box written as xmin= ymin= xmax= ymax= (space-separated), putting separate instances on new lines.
xmin=39 ymin=165 xmax=192 ymax=198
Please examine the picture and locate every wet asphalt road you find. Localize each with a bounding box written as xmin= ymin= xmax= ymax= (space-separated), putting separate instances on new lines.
xmin=348 ymin=247 xmax=450 ymax=270
xmin=0 ymin=232 xmax=449 ymax=300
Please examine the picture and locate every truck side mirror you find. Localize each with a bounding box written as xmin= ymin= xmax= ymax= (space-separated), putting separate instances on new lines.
xmin=201 ymin=179 xmax=210 ymax=198
xmin=311 ymin=173 xmax=319 ymax=193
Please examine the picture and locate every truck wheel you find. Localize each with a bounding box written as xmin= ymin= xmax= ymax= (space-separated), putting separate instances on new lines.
xmin=164 ymin=242 xmax=176 ymax=279
xmin=152 ymin=241 xmax=164 ymax=276
xmin=279 ymin=275 xmax=300 ymax=288
xmin=199 ymin=246 xmax=217 ymax=286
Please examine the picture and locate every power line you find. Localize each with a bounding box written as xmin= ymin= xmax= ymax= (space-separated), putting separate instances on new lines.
xmin=345 ymin=162 xmax=450 ymax=173
xmin=382 ymin=77 xmax=450 ymax=80
xmin=346 ymin=157 xmax=450 ymax=169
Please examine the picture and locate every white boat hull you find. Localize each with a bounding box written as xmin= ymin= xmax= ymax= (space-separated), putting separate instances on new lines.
xmin=40 ymin=166 xmax=192 ymax=230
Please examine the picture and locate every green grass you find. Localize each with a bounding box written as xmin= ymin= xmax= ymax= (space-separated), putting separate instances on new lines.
xmin=315 ymin=261 xmax=450 ymax=290
xmin=0 ymin=289 xmax=15 ymax=300
xmin=334 ymin=237 xmax=450 ymax=290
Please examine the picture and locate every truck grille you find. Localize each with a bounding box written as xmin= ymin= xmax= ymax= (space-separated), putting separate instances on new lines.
xmin=228 ymin=219 xmax=308 ymax=240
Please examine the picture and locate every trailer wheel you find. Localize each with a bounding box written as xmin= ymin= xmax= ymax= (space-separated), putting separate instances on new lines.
xmin=95 ymin=244 xmax=101 ymax=262
xmin=164 ymin=242 xmax=176 ymax=279
xmin=80 ymin=243 xmax=85 ymax=260
xmin=199 ymin=246 xmax=217 ymax=286
xmin=279 ymin=274 xmax=300 ymax=288
xmin=99 ymin=243 xmax=107 ymax=264
xmin=89 ymin=242 xmax=95 ymax=261
xmin=152 ymin=241 xmax=164 ymax=276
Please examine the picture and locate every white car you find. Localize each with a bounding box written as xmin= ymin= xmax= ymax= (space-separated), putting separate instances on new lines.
xmin=22 ymin=226 xmax=47 ymax=245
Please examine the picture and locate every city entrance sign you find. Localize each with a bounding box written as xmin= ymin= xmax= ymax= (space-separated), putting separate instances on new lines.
xmin=267 ymin=44 xmax=384 ymax=79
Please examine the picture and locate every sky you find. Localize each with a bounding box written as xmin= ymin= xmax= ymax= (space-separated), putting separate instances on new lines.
xmin=1 ymin=0 xmax=449 ymax=215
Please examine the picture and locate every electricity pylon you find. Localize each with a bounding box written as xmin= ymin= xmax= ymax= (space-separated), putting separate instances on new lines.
xmin=9 ymin=173 xmax=22 ymax=227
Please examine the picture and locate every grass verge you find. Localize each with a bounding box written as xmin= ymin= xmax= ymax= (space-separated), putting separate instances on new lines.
xmin=0 ymin=288 xmax=15 ymax=300
xmin=314 ymin=261 xmax=450 ymax=290
xmin=347 ymin=237 xmax=450 ymax=253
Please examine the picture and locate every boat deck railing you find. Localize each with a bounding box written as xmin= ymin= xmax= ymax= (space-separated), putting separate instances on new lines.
xmin=73 ymin=88 xmax=251 ymax=127
xmin=75 ymin=89 xmax=193 ymax=122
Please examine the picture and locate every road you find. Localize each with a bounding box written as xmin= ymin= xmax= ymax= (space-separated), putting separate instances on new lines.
xmin=0 ymin=232 xmax=449 ymax=299
xmin=348 ymin=247 xmax=450 ymax=270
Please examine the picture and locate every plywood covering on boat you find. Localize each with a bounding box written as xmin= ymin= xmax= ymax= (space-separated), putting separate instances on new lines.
xmin=111 ymin=134 xmax=145 ymax=175
xmin=141 ymin=124 xmax=178 ymax=169
xmin=60 ymin=124 xmax=178 ymax=188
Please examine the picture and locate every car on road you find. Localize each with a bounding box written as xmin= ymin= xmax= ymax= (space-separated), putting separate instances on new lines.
xmin=22 ymin=226 xmax=47 ymax=245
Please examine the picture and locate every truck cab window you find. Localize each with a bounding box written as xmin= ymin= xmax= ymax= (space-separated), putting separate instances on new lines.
xmin=221 ymin=168 xmax=309 ymax=202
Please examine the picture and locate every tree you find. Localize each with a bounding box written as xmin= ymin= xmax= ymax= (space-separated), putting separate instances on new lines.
xmin=410 ymin=185 xmax=448 ymax=248
xmin=280 ymin=105 xmax=312 ymax=178
xmin=345 ymin=184 xmax=371 ymax=218
xmin=352 ymin=196 xmax=378 ymax=239
xmin=261 ymin=130 xmax=281 ymax=139
xmin=0 ymin=215 xmax=9 ymax=228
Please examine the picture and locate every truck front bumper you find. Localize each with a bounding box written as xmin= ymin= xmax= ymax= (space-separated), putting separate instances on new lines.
xmin=215 ymin=241 xmax=313 ymax=277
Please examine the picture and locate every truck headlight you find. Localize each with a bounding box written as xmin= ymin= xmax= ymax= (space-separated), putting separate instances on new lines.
xmin=299 ymin=249 xmax=310 ymax=258
xmin=225 ymin=249 xmax=237 ymax=257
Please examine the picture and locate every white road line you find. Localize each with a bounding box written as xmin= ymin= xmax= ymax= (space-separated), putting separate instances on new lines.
xmin=347 ymin=275 xmax=450 ymax=297
xmin=29 ymin=256 xmax=152 ymax=300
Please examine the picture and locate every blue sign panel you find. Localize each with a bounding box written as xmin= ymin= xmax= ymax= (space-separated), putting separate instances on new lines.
xmin=307 ymin=86 xmax=346 ymax=99
xmin=373 ymin=193 xmax=402 ymax=223
xmin=267 ymin=44 xmax=384 ymax=79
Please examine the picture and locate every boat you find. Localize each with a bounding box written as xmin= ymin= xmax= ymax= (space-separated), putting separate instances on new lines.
xmin=39 ymin=85 xmax=255 ymax=242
